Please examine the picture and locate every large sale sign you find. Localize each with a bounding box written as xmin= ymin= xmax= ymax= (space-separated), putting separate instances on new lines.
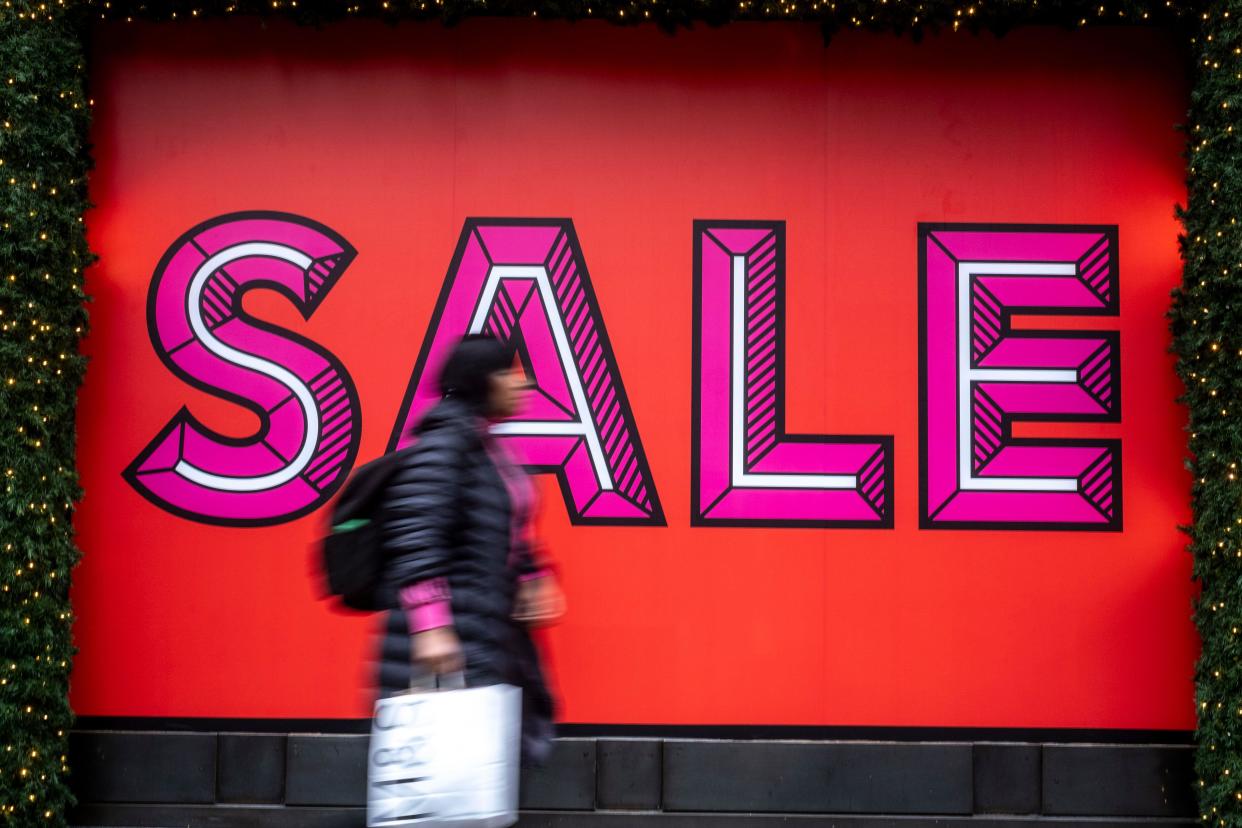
xmin=73 ymin=19 xmax=1196 ymax=728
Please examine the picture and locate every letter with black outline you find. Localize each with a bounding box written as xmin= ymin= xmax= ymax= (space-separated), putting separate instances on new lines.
xmin=125 ymin=212 xmax=362 ymax=526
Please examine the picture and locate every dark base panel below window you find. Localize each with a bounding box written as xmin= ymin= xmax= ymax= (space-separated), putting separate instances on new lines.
xmin=67 ymin=724 xmax=1196 ymax=827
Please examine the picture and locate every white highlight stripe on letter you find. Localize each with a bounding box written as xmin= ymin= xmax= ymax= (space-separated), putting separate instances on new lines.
xmin=175 ymin=243 xmax=319 ymax=493
xmin=956 ymin=261 xmax=1079 ymax=493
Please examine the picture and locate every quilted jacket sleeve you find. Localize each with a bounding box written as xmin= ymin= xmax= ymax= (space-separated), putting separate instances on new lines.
xmin=382 ymin=420 xmax=466 ymax=592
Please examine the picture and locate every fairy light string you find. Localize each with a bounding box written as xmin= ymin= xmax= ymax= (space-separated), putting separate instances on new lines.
xmin=0 ymin=0 xmax=89 ymax=823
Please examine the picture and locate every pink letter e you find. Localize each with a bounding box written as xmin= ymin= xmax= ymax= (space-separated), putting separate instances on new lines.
xmin=920 ymin=224 xmax=1121 ymax=531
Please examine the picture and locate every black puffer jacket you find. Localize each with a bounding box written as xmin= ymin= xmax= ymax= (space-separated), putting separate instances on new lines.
xmin=376 ymin=398 xmax=555 ymax=762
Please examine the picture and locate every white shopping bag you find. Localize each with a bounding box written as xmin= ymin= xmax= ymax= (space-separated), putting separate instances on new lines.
xmin=367 ymin=682 xmax=522 ymax=828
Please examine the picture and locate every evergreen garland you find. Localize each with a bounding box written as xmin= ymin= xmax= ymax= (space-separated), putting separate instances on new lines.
xmin=1172 ymin=0 xmax=1242 ymax=823
xmin=0 ymin=1 xmax=91 ymax=824
xmin=86 ymin=0 xmax=1188 ymax=37
xmin=0 ymin=0 xmax=1230 ymax=825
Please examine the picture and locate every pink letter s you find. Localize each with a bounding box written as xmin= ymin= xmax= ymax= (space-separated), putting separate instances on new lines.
xmin=125 ymin=212 xmax=361 ymax=526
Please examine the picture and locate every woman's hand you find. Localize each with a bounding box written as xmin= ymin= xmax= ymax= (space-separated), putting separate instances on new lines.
xmin=413 ymin=627 xmax=464 ymax=675
xmin=513 ymin=577 xmax=566 ymax=626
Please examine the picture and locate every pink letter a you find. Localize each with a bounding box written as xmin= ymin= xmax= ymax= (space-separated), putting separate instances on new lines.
xmin=390 ymin=219 xmax=664 ymax=526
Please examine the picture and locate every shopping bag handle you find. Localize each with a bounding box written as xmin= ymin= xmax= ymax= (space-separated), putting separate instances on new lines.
xmin=409 ymin=670 xmax=466 ymax=693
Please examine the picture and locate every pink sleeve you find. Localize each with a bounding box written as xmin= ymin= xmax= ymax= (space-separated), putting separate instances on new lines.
xmin=399 ymin=578 xmax=453 ymax=633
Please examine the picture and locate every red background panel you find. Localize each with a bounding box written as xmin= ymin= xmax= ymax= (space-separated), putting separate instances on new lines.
xmin=73 ymin=18 xmax=1195 ymax=727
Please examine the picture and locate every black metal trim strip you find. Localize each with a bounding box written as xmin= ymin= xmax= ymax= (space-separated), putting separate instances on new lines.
xmin=72 ymin=717 xmax=1193 ymax=744
xmin=67 ymin=804 xmax=1200 ymax=828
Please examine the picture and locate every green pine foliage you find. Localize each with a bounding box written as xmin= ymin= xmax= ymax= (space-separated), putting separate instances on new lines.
xmin=0 ymin=0 xmax=1229 ymax=824
xmin=0 ymin=2 xmax=91 ymax=824
xmin=1172 ymin=1 xmax=1242 ymax=823
xmin=84 ymin=0 xmax=1188 ymax=36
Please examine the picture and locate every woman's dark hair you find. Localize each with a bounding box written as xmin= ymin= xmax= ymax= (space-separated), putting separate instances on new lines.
xmin=437 ymin=334 xmax=512 ymax=411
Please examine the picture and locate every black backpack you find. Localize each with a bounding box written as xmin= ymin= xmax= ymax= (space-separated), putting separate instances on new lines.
xmin=319 ymin=447 xmax=414 ymax=611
